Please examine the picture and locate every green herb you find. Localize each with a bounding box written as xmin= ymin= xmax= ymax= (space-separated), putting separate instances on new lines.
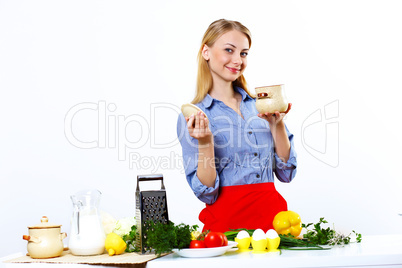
xmin=196 ymin=230 xmax=210 ymax=241
xmin=145 ymin=221 xmax=198 ymax=256
xmin=122 ymin=225 xmax=140 ymax=252
xmin=353 ymin=230 xmax=362 ymax=243
xmin=224 ymin=228 xmax=254 ymax=241
xmin=278 ymin=234 xmax=327 ymax=250
xmin=302 ymin=217 xmax=362 ymax=246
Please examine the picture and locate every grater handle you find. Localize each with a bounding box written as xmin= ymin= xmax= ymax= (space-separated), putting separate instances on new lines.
xmin=136 ymin=174 xmax=165 ymax=191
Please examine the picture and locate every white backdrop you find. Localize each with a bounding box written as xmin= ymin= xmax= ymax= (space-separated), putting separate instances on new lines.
xmin=1 ymin=0 xmax=401 ymax=258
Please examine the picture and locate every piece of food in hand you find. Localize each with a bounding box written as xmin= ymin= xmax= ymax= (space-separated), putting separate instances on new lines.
xmin=265 ymin=229 xmax=280 ymax=252
xmin=105 ymin=233 xmax=127 ymax=256
xmin=204 ymin=231 xmax=227 ymax=248
xmin=272 ymin=210 xmax=302 ymax=237
xmin=189 ymin=240 xmax=205 ymax=248
xmin=181 ymin=103 xmax=208 ymax=119
xmin=235 ymin=230 xmax=251 ymax=250
xmin=251 ymin=229 xmax=267 ymax=251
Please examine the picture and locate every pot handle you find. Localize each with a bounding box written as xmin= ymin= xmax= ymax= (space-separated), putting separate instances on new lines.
xmin=23 ymin=235 xmax=41 ymax=243
xmin=60 ymin=232 xmax=67 ymax=241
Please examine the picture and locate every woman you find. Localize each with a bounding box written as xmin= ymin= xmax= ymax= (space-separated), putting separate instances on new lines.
xmin=177 ymin=19 xmax=297 ymax=232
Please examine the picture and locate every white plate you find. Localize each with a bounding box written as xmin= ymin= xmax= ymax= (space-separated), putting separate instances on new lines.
xmin=181 ymin=103 xmax=208 ymax=119
xmin=173 ymin=241 xmax=238 ymax=258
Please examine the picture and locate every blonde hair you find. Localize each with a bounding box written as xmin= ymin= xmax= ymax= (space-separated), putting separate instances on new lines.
xmin=192 ymin=19 xmax=254 ymax=104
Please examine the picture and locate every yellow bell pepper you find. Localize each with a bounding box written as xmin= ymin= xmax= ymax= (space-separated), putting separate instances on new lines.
xmin=272 ymin=211 xmax=302 ymax=237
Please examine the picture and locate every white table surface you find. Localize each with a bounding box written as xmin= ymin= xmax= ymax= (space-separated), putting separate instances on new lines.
xmin=2 ymin=235 xmax=402 ymax=268
xmin=148 ymin=235 xmax=402 ymax=268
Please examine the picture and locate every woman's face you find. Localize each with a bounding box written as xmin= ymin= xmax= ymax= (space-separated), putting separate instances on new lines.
xmin=202 ymin=30 xmax=250 ymax=85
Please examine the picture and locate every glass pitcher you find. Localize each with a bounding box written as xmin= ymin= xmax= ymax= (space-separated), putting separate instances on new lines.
xmin=69 ymin=189 xmax=105 ymax=256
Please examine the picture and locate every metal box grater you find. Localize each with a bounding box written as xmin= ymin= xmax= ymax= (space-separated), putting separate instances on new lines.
xmin=135 ymin=174 xmax=169 ymax=253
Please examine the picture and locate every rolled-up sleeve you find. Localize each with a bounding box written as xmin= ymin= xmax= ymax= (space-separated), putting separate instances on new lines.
xmin=177 ymin=114 xmax=220 ymax=204
xmin=274 ymin=125 xmax=297 ymax=183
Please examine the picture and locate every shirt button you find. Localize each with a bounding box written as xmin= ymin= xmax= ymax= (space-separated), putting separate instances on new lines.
xmin=248 ymin=131 xmax=252 ymax=134
xmin=256 ymin=174 xmax=260 ymax=178
xmin=254 ymin=152 xmax=258 ymax=156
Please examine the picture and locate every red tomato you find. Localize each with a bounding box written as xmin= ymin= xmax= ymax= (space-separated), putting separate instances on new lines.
xmin=190 ymin=240 xmax=205 ymax=248
xmin=221 ymin=233 xmax=228 ymax=246
xmin=204 ymin=232 xmax=225 ymax=248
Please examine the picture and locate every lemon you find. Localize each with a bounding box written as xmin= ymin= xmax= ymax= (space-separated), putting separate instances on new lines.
xmin=105 ymin=233 xmax=127 ymax=256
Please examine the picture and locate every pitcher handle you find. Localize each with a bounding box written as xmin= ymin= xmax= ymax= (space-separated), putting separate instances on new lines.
xmin=75 ymin=210 xmax=80 ymax=234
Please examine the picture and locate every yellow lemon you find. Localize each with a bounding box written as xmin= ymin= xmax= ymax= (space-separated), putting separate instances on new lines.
xmin=105 ymin=233 xmax=127 ymax=256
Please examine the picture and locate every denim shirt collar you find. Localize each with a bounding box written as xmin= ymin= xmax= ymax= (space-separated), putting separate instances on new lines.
xmin=201 ymin=86 xmax=253 ymax=109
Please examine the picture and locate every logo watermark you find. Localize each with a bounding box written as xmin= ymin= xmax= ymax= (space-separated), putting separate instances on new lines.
xmin=301 ymin=100 xmax=339 ymax=167
xmin=64 ymin=100 xmax=340 ymax=171
xmin=64 ymin=101 xmax=181 ymax=161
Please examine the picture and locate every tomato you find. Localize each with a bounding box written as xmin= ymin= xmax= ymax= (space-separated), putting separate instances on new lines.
xmin=189 ymin=240 xmax=205 ymax=248
xmin=221 ymin=233 xmax=228 ymax=246
xmin=204 ymin=232 xmax=226 ymax=248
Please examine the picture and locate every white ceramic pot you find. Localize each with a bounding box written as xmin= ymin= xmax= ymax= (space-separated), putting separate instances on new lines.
xmin=23 ymin=216 xmax=67 ymax=259
xmin=255 ymin=84 xmax=288 ymax=114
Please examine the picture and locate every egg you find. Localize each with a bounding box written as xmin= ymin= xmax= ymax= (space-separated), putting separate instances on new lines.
xmin=236 ymin=230 xmax=250 ymax=239
xmin=266 ymin=229 xmax=280 ymax=252
xmin=266 ymin=229 xmax=279 ymax=239
xmin=252 ymin=229 xmax=266 ymax=241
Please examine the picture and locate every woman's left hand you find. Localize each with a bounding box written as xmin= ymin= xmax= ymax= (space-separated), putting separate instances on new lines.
xmin=258 ymin=103 xmax=292 ymax=126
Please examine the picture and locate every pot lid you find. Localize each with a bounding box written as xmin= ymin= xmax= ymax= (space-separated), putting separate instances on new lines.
xmin=28 ymin=216 xmax=62 ymax=229
xmin=181 ymin=103 xmax=209 ymax=119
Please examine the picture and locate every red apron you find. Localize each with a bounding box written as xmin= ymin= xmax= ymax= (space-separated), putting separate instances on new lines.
xmin=199 ymin=182 xmax=287 ymax=233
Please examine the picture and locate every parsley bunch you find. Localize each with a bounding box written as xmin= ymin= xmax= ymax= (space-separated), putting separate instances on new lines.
xmin=122 ymin=225 xmax=140 ymax=252
xmin=146 ymin=220 xmax=198 ymax=256
xmin=303 ymin=217 xmax=362 ymax=246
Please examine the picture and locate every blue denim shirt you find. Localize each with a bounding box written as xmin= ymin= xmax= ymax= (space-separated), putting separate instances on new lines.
xmin=177 ymin=87 xmax=297 ymax=205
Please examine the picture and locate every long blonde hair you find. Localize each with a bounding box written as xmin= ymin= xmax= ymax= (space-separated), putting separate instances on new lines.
xmin=192 ymin=19 xmax=254 ymax=104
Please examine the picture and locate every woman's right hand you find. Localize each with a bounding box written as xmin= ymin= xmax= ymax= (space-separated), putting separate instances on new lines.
xmin=186 ymin=111 xmax=216 ymax=187
xmin=186 ymin=111 xmax=213 ymax=145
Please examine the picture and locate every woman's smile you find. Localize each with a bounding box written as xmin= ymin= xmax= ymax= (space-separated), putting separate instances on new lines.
xmin=226 ymin=66 xmax=241 ymax=73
